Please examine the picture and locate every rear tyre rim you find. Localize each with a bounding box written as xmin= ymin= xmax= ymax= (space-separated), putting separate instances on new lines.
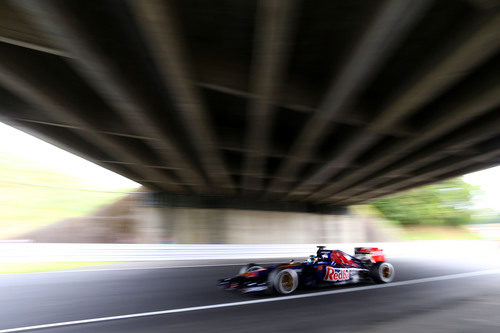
xmin=382 ymin=266 xmax=391 ymax=279
xmin=379 ymin=263 xmax=394 ymax=282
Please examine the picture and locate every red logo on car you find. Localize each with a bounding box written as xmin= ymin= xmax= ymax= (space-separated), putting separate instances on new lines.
xmin=324 ymin=267 xmax=350 ymax=281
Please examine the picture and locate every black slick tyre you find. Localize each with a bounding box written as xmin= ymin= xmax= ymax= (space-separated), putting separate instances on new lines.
xmin=370 ymin=262 xmax=395 ymax=283
xmin=273 ymin=269 xmax=299 ymax=295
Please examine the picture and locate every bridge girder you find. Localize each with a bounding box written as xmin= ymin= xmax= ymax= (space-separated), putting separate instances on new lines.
xmin=0 ymin=0 xmax=498 ymax=207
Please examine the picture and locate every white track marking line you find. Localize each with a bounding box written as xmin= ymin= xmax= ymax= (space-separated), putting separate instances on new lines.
xmin=1 ymin=268 xmax=500 ymax=332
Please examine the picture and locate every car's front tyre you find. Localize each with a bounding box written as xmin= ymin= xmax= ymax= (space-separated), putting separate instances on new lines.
xmin=273 ymin=269 xmax=299 ymax=295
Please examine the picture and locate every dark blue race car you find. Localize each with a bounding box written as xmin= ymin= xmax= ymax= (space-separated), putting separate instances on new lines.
xmin=218 ymin=246 xmax=395 ymax=295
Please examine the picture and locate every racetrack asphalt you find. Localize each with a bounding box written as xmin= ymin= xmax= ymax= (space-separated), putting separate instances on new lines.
xmin=1 ymin=257 xmax=500 ymax=332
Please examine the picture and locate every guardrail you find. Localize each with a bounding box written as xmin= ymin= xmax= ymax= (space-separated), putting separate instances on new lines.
xmin=0 ymin=241 xmax=498 ymax=262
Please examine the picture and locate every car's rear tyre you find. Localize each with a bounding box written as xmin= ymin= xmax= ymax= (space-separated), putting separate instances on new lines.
xmin=238 ymin=263 xmax=263 ymax=275
xmin=370 ymin=262 xmax=394 ymax=283
xmin=273 ymin=269 xmax=299 ymax=295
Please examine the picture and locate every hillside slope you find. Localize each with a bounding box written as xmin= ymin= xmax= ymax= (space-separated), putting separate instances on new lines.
xmin=0 ymin=152 xmax=131 ymax=239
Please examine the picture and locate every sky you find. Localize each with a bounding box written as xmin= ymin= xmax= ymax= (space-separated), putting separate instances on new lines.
xmin=0 ymin=122 xmax=140 ymax=190
xmin=463 ymin=165 xmax=500 ymax=212
xmin=0 ymin=122 xmax=499 ymax=209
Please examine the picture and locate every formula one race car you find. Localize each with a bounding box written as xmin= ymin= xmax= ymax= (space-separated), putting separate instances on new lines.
xmin=218 ymin=246 xmax=394 ymax=295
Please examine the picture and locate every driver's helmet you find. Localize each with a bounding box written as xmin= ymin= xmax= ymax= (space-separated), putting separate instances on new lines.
xmin=307 ymin=255 xmax=318 ymax=264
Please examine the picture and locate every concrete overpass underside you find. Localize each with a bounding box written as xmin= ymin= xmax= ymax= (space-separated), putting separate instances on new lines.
xmin=0 ymin=0 xmax=499 ymax=211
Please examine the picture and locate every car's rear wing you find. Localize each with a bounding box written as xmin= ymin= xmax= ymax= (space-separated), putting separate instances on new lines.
xmin=354 ymin=247 xmax=386 ymax=263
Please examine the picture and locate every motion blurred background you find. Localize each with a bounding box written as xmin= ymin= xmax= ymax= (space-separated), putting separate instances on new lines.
xmin=2 ymin=109 xmax=500 ymax=333
xmin=0 ymin=0 xmax=499 ymax=332
xmin=2 ymin=121 xmax=499 ymax=245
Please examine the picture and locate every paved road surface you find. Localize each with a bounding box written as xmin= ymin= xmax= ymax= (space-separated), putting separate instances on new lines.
xmin=1 ymin=257 xmax=499 ymax=332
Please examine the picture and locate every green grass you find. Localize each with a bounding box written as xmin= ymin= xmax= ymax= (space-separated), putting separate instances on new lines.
xmin=0 ymin=262 xmax=116 ymax=274
xmin=401 ymin=225 xmax=483 ymax=240
xmin=351 ymin=205 xmax=484 ymax=240
xmin=0 ymin=152 xmax=132 ymax=239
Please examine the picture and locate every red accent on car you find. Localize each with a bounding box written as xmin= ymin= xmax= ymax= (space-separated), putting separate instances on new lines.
xmin=357 ymin=247 xmax=386 ymax=262
xmin=331 ymin=250 xmax=353 ymax=265
xmin=370 ymin=251 xmax=386 ymax=262
xmin=324 ymin=267 xmax=350 ymax=281
xmin=355 ymin=247 xmax=386 ymax=262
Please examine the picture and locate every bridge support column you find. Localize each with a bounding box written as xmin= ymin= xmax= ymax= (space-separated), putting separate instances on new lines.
xmin=132 ymin=192 xmax=395 ymax=244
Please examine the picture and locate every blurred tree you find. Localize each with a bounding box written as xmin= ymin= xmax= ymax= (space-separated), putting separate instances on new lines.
xmin=370 ymin=178 xmax=480 ymax=226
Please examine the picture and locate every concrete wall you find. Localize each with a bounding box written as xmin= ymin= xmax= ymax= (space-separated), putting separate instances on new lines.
xmin=133 ymin=206 xmax=396 ymax=244
xmin=20 ymin=193 xmax=398 ymax=244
